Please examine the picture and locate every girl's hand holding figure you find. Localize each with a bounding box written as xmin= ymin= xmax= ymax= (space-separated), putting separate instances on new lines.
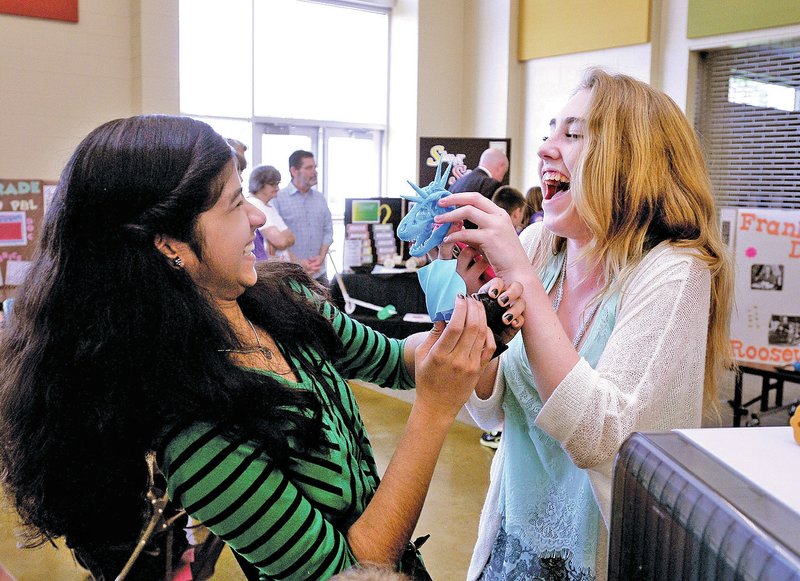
xmin=434 ymin=192 xmax=533 ymax=285
xmin=430 ymin=193 xmax=528 ymax=344
xmin=427 ymin=220 xmax=492 ymax=296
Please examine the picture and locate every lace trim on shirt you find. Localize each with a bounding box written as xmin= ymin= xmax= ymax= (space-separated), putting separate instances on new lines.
xmin=478 ymin=523 xmax=596 ymax=581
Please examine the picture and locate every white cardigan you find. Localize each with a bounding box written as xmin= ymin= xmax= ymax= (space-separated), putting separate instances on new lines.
xmin=466 ymin=224 xmax=711 ymax=580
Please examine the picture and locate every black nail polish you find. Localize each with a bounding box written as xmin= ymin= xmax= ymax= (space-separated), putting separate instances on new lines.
xmin=503 ymin=312 xmax=513 ymax=323
xmin=489 ymin=288 xmax=499 ymax=298
xmin=498 ymin=295 xmax=509 ymax=306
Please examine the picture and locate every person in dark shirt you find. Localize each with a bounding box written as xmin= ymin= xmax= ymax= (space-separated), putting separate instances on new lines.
xmin=448 ymin=148 xmax=509 ymax=199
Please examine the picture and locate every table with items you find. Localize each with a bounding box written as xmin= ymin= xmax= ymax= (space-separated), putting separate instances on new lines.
xmin=329 ymin=271 xmax=431 ymax=339
xmin=729 ymin=360 xmax=800 ymax=427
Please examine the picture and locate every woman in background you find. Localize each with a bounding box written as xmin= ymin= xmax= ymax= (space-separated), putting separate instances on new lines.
xmin=524 ymin=186 xmax=544 ymax=224
xmin=248 ymin=165 xmax=296 ymax=259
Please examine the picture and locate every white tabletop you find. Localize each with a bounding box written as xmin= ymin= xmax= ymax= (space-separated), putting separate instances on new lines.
xmin=677 ymin=426 xmax=800 ymax=514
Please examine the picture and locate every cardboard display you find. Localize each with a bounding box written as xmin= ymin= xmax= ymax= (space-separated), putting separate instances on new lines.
xmin=729 ymin=207 xmax=800 ymax=364
xmin=343 ymin=197 xmax=405 ymax=271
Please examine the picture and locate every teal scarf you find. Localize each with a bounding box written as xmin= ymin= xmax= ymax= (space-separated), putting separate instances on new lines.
xmin=481 ymin=251 xmax=619 ymax=580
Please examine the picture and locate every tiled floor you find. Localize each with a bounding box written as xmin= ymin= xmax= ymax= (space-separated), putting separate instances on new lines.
xmin=2 ymin=369 xmax=775 ymax=580
xmin=0 ymin=382 xmax=494 ymax=580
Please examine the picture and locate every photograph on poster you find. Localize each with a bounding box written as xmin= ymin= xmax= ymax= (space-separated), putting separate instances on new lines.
xmin=4 ymin=259 xmax=32 ymax=286
xmin=0 ymin=212 xmax=27 ymax=246
xmin=350 ymin=199 xmax=380 ymax=224
xmin=721 ymin=220 xmax=731 ymax=246
xmin=768 ymin=315 xmax=800 ymax=345
xmin=750 ymin=264 xmax=783 ymax=290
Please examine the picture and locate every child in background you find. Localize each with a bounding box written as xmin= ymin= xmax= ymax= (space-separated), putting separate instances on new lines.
xmin=491 ymin=186 xmax=528 ymax=233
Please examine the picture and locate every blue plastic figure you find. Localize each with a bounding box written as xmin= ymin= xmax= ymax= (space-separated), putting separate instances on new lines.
xmin=397 ymin=157 xmax=454 ymax=257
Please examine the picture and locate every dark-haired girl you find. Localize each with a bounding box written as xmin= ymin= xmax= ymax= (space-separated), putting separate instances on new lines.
xmin=0 ymin=115 xmax=524 ymax=580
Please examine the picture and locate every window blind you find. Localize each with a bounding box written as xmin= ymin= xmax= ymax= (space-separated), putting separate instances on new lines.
xmin=696 ymin=40 xmax=800 ymax=209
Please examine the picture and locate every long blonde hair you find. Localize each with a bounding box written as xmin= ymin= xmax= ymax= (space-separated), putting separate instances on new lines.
xmin=534 ymin=68 xmax=734 ymax=413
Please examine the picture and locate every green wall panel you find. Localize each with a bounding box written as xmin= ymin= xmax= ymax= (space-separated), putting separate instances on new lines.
xmin=688 ymin=0 xmax=800 ymax=38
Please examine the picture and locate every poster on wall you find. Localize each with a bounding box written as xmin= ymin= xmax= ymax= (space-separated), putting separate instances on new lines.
xmin=0 ymin=179 xmax=53 ymax=294
xmin=730 ymin=207 xmax=800 ymax=364
xmin=418 ymin=137 xmax=511 ymax=190
xmin=0 ymin=0 xmax=78 ymax=22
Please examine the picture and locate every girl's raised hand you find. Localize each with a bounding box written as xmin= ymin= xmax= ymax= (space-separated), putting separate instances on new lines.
xmin=434 ymin=192 xmax=530 ymax=281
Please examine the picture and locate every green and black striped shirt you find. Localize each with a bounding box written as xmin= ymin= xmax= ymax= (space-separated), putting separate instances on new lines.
xmin=162 ymin=299 xmax=415 ymax=580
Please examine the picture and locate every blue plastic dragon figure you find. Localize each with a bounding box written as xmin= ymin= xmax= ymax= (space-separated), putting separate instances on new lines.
xmin=397 ymin=157 xmax=454 ymax=257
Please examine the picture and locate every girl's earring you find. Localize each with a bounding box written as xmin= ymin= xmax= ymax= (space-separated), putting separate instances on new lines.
xmin=172 ymin=256 xmax=184 ymax=268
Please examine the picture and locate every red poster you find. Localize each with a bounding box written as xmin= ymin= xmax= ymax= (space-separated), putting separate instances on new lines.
xmin=0 ymin=0 xmax=78 ymax=22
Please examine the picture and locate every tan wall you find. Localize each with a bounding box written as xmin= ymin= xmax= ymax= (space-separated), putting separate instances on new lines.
xmin=457 ymin=0 xmax=525 ymax=190
xmin=416 ymin=0 xmax=466 ymax=138
xmin=388 ymin=0 xmax=512 ymax=193
xmin=386 ymin=0 xmax=420 ymax=196
xmin=132 ymin=0 xmax=179 ymax=115
xmin=0 ymin=0 xmax=178 ymax=181
xmin=391 ymin=0 xmax=523 ymax=190
xmin=2 ymin=0 xmax=799 ymax=198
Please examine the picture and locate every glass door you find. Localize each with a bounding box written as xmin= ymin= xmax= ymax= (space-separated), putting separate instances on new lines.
xmin=258 ymin=127 xmax=317 ymax=190
xmin=324 ymin=128 xmax=382 ymax=273
xmin=255 ymin=124 xmax=383 ymax=274
xmin=324 ymin=128 xmax=382 ymax=217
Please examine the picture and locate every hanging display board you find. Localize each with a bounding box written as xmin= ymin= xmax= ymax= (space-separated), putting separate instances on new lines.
xmin=730 ymin=207 xmax=800 ymax=364
xmin=418 ymin=137 xmax=511 ymax=190
xmin=0 ymin=179 xmax=54 ymax=298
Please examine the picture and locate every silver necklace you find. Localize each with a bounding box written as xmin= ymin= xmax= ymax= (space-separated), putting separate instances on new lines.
xmin=552 ymin=255 xmax=601 ymax=349
xmin=218 ymin=318 xmax=274 ymax=360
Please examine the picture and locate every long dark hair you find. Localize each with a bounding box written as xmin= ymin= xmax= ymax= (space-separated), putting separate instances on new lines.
xmin=0 ymin=115 xmax=339 ymax=548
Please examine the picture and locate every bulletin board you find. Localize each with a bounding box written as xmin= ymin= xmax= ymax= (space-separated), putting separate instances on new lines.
xmin=729 ymin=208 xmax=800 ymax=364
xmin=0 ymin=179 xmax=55 ymax=299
